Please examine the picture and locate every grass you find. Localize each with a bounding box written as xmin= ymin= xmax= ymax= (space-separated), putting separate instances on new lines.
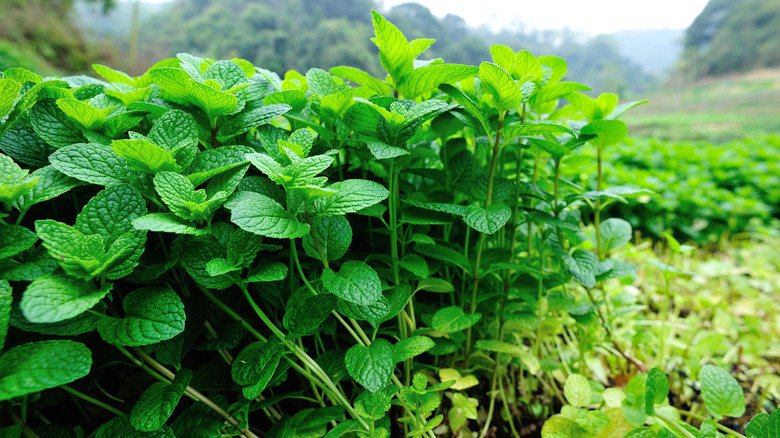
xmin=624 ymin=68 xmax=780 ymax=141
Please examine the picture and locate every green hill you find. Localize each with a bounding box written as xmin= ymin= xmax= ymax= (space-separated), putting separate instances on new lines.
xmin=682 ymin=0 xmax=780 ymax=77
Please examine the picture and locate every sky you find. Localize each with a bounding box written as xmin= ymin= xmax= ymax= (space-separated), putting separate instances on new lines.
xmin=378 ymin=0 xmax=710 ymax=34
xmin=136 ymin=0 xmax=710 ymax=35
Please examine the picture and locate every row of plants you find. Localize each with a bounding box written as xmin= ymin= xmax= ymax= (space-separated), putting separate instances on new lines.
xmin=0 ymin=11 xmax=777 ymax=438
xmin=563 ymin=136 xmax=780 ymax=244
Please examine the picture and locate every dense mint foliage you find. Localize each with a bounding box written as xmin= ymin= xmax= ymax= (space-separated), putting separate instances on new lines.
xmin=0 ymin=10 xmax=771 ymax=438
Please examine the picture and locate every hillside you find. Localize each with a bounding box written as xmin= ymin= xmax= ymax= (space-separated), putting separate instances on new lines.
xmin=683 ymin=0 xmax=780 ymax=77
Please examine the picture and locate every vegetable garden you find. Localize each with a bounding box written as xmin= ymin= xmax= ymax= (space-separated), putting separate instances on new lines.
xmin=0 ymin=11 xmax=778 ymax=438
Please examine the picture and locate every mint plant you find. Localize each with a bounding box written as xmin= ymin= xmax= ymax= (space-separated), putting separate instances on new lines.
xmin=0 ymin=10 xmax=773 ymax=438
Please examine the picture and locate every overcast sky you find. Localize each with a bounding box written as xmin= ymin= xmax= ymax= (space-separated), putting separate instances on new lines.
xmin=378 ymin=0 xmax=710 ymax=34
xmin=137 ymin=0 xmax=710 ymax=35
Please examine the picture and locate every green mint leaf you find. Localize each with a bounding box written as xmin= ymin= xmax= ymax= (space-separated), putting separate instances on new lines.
xmin=416 ymin=278 xmax=454 ymax=293
xmin=563 ymin=249 xmax=598 ymax=288
xmin=0 ymin=224 xmax=37 ymax=259
xmin=103 ymin=113 xmax=144 ymax=139
xmin=225 ymin=228 xmax=268 ymax=268
xmin=231 ymin=340 xmax=283 ymax=399
xmin=10 ymin=302 xmax=103 ymax=336
xmin=186 ymin=80 xmax=237 ymax=120
xmin=170 ymin=399 xmax=224 ymax=438
xmin=96 ymin=416 xmax=175 ymax=438
xmin=302 ymin=215 xmax=352 ymax=263
xmin=205 ymin=258 xmax=239 ymax=277
xmin=133 ymin=213 xmax=207 ymax=235
xmin=438 ymin=84 xmax=491 ymax=136
xmin=283 ymin=291 xmax=336 ymax=340
xmin=502 ymin=122 xmax=575 ymax=142
xmin=130 ymin=369 xmax=193 ymax=432
xmin=97 ymin=287 xmax=185 ymax=346
xmin=746 ymin=413 xmax=769 ymax=438
xmin=263 ymin=89 xmax=307 ymax=111
xmin=204 ymin=60 xmax=250 ymax=91
xmin=431 ymin=306 xmax=481 ymax=334
xmin=474 ymin=339 xmax=525 ymax=355
xmin=315 ymin=179 xmax=389 ymax=216
xmin=489 ymin=44 xmax=515 ymax=73
xmin=399 ymin=254 xmax=429 ymax=278
xmin=56 ymin=98 xmax=108 ymax=130
xmin=699 ymin=365 xmax=746 ymax=419
xmin=245 ymin=261 xmax=288 ymax=283
xmin=321 ymin=261 xmax=382 ymax=306
xmin=354 ymin=385 xmax=398 ymax=420
xmin=566 ymin=92 xmax=602 ymax=121
xmin=154 ymin=171 xmax=199 ymax=219
xmin=463 ymin=203 xmax=511 ymax=235
xmin=112 ymin=139 xmax=182 ymax=174
xmin=92 ymin=64 xmax=135 ymax=85
xmin=3 ymin=67 xmax=42 ymax=84
xmin=74 ymin=185 xmax=147 ymax=279
xmin=397 ymin=64 xmax=478 ymax=99
xmin=581 ymin=119 xmax=627 ymax=148
xmin=147 ymin=109 xmax=198 ymax=153
xmin=0 ymin=280 xmax=10 ymax=351
xmin=479 ymin=62 xmax=523 ymax=113
xmin=622 ymin=373 xmax=648 ymax=427
xmin=230 ymin=193 xmax=309 ymax=239
xmin=345 ymin=339 xmax=394 ymax=393
xmin=246 ymin=153 xmax=286 ymax=185
xmin=403 ymin=199 xmax=469 ymax=217
xmin=0 ymin=79 xmax=22 ymax=119
xmin=306 ymin=68 xmax=340 ymax=97
xmin=185 ymin=145 xmax=253 ymax=187
xmin=392 ymin=336 xmax=434 ymax=362
xmin=49 ymin=142 xmax=150 ymax=189
xmin=336 ymin=295 xmax=390 ymax=328
xmin=12 ymin=166 xmax=84 ymax=212
xmin=0 ymin=154 xmax=39 ymax=206
xmin=0 ymin=340 xmax=91 ymax=402
xmin=563 ymin=374 xmax=592 ymax=408
xmin=367 ymin=141 xmax=409 ymax=160
xmin=370 ymin=11 xmax=415 ymax=83
xmin=149 ymin=67 xmax=192 ymax=99
xmin=0 ymin=125 xmax=56 ymax=167
xmin=20 ymin=275 xmax=111 ymax=324
xmin=35 ymin=220 xmax=110 ymax=280
xmin=600 ymin=218 xmax=632 ymax=253
xmin=413 ymin=243 xmax=470 ymax=272
xmin=515 ymin=50 xmax=543 ymax=81
xmin=329 ymin=66 xmax=392 ymax=96
xmin=531 ymin=81 xmax=591 ymax=107
xmin=217 ymin=104 xmax=291 ymax=141
xmin=180 ymin=236 xmax=233 ymax=290
xmin=29 ymin=99 xmax=84 ymax=148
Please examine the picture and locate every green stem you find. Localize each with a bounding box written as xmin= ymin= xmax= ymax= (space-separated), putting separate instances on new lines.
xmin=676 ymin=409 xmax=747 ymax=438
xmin=464 ymin=114 xmax=504 ymax=368
xmin=656 ymin=413 xmax=698 ymax=438
xmin=595 ymin=147 xmax=603 ymax=258
xmin=60 ymin=385 xmax=125 ymax=417
xmin=131 ymin=347 xmax=259 ymax=438
xmin=237 ymin=282 xmax=368 ymax=429
xmin=3 ymin=403 xmax=41 ymax=438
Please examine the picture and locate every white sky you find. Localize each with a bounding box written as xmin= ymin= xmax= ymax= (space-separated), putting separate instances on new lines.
xmin=137 ymin=0 xmax=709 ymax=35
xmin=379 ymin=0 xmax=709 ymax=34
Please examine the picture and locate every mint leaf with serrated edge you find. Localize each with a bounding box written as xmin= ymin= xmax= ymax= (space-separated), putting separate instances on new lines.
xmin=20 ymin=275 xmax=112 ymax=324
xmin=230 ymin=192 xmax=309 ymax=239
xmin=345 ymin=339 xmax=394 ymax=393
xmin=699 ymin=365 xmax=746 ymax=419
xmin=431 ymin=306 xmax=481 ymax=334
xmin=97 ymin=287 xmax=185 ymax=346
xmin=321 ymin=261 xmax=382 ymax=306
xmin=130 ymin=369 xmax=193 ymax=432
xmin=0 ymin=340 xmax=92 ymax=402
xmin=315 ymin=179 xmax=389 ymax=216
